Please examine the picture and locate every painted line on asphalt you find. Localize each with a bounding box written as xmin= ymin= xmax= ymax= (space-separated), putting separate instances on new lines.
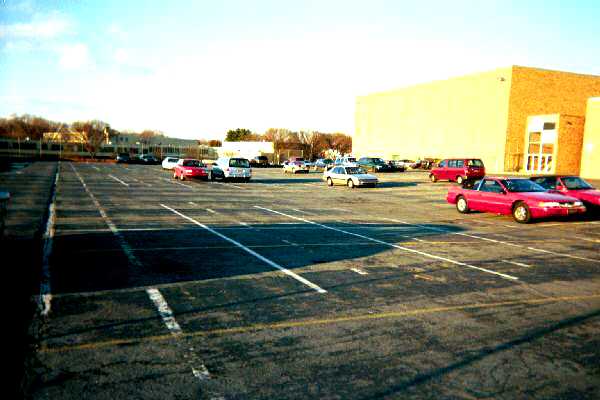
xmin=146 ymin=288 xmax=183 ymax=334
xmin=206 ymin=208 xmax=218 ymax=214
xmin=39 ymin=162 xmax=60 ymax=316
xmin=502 ymin=259 xmax=532 ymax=268
xmin=70 ymin=164 xmax=210 ymax=382
xmin=41 ymin=293 xmax=600 ymax=353
xmin=350 ymin=268 xmax=368 ymax=275
xmin=161 ymin=204 xmax=327 ymax=293
xmin=161 ymin=177 xmax=193 ymax=189
xmin=384 ymin=218 xmax=600 ymax=264
xmin=91 ymin=165 xmax=101 ymax=171
xmin=108 ymin=174 xmax=130 ymax=187
xmin=255 ymin=206 xmax=518 ymax=281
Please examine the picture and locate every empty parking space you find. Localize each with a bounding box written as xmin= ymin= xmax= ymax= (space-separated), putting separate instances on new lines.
xmin=24 ymin=162 xmax=600 ymax=399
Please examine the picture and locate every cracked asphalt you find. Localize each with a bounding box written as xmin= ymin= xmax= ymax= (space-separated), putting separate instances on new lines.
xmin=10 ymin=162 xmax=600 ymax=399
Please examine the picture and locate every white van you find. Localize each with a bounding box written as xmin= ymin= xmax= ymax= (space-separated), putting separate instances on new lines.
xmin=215 ymin=157 xmax=252 ymax=182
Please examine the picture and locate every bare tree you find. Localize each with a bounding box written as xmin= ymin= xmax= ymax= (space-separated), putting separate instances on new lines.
xmin=71 ymin=120 xmax=110 ymax=159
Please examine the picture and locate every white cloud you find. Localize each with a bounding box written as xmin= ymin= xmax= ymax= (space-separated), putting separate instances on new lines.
xmin=58 ymin=43 xmax=90 ymax=70
xmin=0 ymin=13 xmax=70 ymax=39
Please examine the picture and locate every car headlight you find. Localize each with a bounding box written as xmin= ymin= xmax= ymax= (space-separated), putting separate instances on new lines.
xmin=539 ymin=202 xmax=560 ymax=207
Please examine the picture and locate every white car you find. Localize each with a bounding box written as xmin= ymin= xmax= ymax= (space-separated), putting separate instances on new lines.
xmin=215 ymin=157 xmax=252 ymax=182
xmin=162 ymin=157 xmax=179 ymax=170
xmin=323 ymin=166 xmax=378 ymax=188
xmin=333 ymin=156 xmax=358 ymax=167
xmin=283 ymin=161 xmax=309 ymax=174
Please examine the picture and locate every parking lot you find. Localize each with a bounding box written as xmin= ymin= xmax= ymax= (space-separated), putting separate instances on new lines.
xmin=16 ymin=162 xmax=600 ymax=399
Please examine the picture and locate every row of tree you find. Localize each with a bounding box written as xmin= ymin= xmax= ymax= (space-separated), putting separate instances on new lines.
xmin=0 ymin=115 xmax=352 ymax=160
xmin=226 ymin=128 xmax=352 ymax=160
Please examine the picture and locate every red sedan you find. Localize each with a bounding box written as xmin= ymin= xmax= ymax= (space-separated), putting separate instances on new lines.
xmin=173 ymin=159 xmax=209 ymax=181
xmin=530 ymin=175 xmax=600 ymax=212
xmin=447 ymin=177 xmax=586 ymax=223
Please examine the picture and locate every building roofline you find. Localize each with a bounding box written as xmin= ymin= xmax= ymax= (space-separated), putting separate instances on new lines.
xmin=357 ymin=65 xmax=600 ymax=100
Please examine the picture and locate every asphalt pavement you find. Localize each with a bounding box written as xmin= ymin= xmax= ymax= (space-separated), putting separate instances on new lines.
xmin=7 ymin=162 xmax=600 ymax=399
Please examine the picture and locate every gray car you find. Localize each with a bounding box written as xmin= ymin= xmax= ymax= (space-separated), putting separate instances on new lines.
xmin=323 ymin=166 xmax=378 ymax=188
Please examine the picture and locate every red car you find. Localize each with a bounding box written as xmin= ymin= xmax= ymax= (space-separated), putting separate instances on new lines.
xmin=530 ymin=175 xmax=600 ymax=212
xmin=430 ymin=158 xmax=485 ymax=184
xmin=447 ymin=177 xmax=586 ymax=223
xmin=173 ymin=159 xmax=209 ymax=181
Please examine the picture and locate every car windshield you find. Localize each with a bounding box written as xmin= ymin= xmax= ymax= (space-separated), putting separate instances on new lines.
xmin=501 ymin=179 xmax=546 ymax=192
xmin=346 ymin=167 xmax=366 ymax=175
xmin=229 ymin=158 xmax=250 ymax=168
xmin=562 ymin=176 xmax=594 ymax=190
xmin=168 ymin=158 xmax=178 ymax=162
xmin=182 ymin=160 xmax=202 ymax=167
xmin=468 ymin=159 xmax=484 ymax=167
xmin=324 ymin=159 xmax=333 ymax=163
xmin=347 ymin=157 xmax=357 ymax=163
xmin=372 ymin=158 xmax=385 ymax=164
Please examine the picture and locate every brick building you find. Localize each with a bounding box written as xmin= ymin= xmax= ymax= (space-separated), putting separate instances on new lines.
xmin=354 ymin=66 xmax=600 ymax=179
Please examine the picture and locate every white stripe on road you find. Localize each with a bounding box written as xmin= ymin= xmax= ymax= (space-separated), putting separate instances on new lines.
xmin=255 ymin=206 xmax=518 ymax=281
xmin=384 ymin=218 xmax=600 ymax=264
xmin=108 ymin=174 xmax=129 ymax=187
xmin=160 ymin=204 xmax=327 ymax=293
xmin=502 ymin=260 xmax=532 ymax=268
xmin=39 ymin=162 xmax=60 ymax=316
xmin=350 ymin=268 xmax=368 ymax=275
xmin=146 ymin=288 xmax=183 ymax=334
xmin=70 ymin=164 xmax=210 ymax=381
xmin=206 ymin=208 xmax=218 ymax=214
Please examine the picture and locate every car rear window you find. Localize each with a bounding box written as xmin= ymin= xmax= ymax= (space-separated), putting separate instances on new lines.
xmin=468 ymin=159 xmax=484 ymax=167
xmin=229 ymin=158 xmax=250 ymax=168
xmin=183 ymin=160 xmax=202 ymax=167
xmin=168 ymin=158 xmax=178 ymax=162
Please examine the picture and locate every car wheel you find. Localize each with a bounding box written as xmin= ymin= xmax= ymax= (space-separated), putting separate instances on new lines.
xmin=513 ymin=202 xmax=531 ymax=223
xmin=456 ymin=176 xmax=464 ymax=184
xmin=327 ymin=177 xmax=333 ymax=186
xmin=347 ymin=179 xmax=355 ymax=189
xmin=456 ymin=196 xmax=470 ymax=214
xmin=173 ymin=172 xmax=177 ymax=179
xmin=429 ymin=174 xmax=437 ymax=183
xmin=210 ymin=171 xmax=215 ymax=181
xmin=179 ymin=174 xmax=185 ymax=181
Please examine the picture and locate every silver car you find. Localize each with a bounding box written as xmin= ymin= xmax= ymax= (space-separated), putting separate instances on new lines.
xmin=323 ymin=166 xmax=378 ymax=188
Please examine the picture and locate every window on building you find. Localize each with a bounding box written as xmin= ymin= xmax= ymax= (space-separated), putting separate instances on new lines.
xmin=543 ymin=122 xmax=556 ymax=130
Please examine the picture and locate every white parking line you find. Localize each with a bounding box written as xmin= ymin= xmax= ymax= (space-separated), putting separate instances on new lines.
xmin=206 ymin=208 xmax=218 ymax=214
xmin=39 ymin=163 xmax=60 ymax=316
xmin=108 ymin=174 xmax=130 ymax=187
xmin=161 ymin=177 xmax=193 ymax=189
xmin=255 ymin=206 xmax=518 ymax=281
xmin=350 ymin=268 xmax=368 ymax=275
xmin=161 ymin=204 xmax=327 ymax=293
xmin=502 ymin=260 xmax=532 ymax=268
xmin=70 ymin=164 xmax=210 ymax=381
xmin=384 ymin=218 xmax=600 ymax=264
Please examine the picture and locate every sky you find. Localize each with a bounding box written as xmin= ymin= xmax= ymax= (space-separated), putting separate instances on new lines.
xmin=1 ymin=0 xmax=599 ymax=140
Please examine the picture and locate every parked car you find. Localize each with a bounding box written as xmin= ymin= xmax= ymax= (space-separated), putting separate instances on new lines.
xmin=303 ymin=160 xmax=315 ymax=169
xmin=116 ymin=153 xmax=130 ymax=163
xmin=385 ymin=160 xmax=406 ymax=172
xmin=133 ymin=154 xmax=160 ymax=165
xmin=333 ymin=156 xmax=358 ymax=167
xmin=530 ymin=175 xmax=600 ymax=212
xmin=173 ymin=159 xmax=208 ymax=181
xmin=283 ymin=160 xmax=309 ymax=174
xmin=215 ymin=157 xmax=252 ymax=182
xmin=313 ymin=158 xmax=333 ymax=170
xmin=394 ymin=159 xmax=415 ymax=169
xmin=430 ymin=158 xmax=485 ymax=184
xmin=357 ymin=157 xmax=393 ymax=172
xmin=206 ymin=163 xmax=225 ymax=181
xmin=162 ymin=156 xmax=179 ymax=170
xmin=323 ymin=165 xmax=378 ymax=188
xmin=250 ymin=155 xmax=269 ymax=167
xmin=446 ymin=177 xmax=585 ymax=223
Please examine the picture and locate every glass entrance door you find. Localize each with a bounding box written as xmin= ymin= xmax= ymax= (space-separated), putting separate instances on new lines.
xmin=525 ymin=131 xmax=554 ymax=173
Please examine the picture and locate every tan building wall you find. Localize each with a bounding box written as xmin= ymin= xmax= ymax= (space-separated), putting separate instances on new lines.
xmin=355 ymin=66 xmax=600 ymax=174
xmin=555 ymin=115 xmax=585 ymax=175
xmin=355 ymin=67 xmax=513 ymax=173
xmin=580 ymin=98 xmax=600 ymax=179
xmin=505 ymin=66 xmax=600 ymax=171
